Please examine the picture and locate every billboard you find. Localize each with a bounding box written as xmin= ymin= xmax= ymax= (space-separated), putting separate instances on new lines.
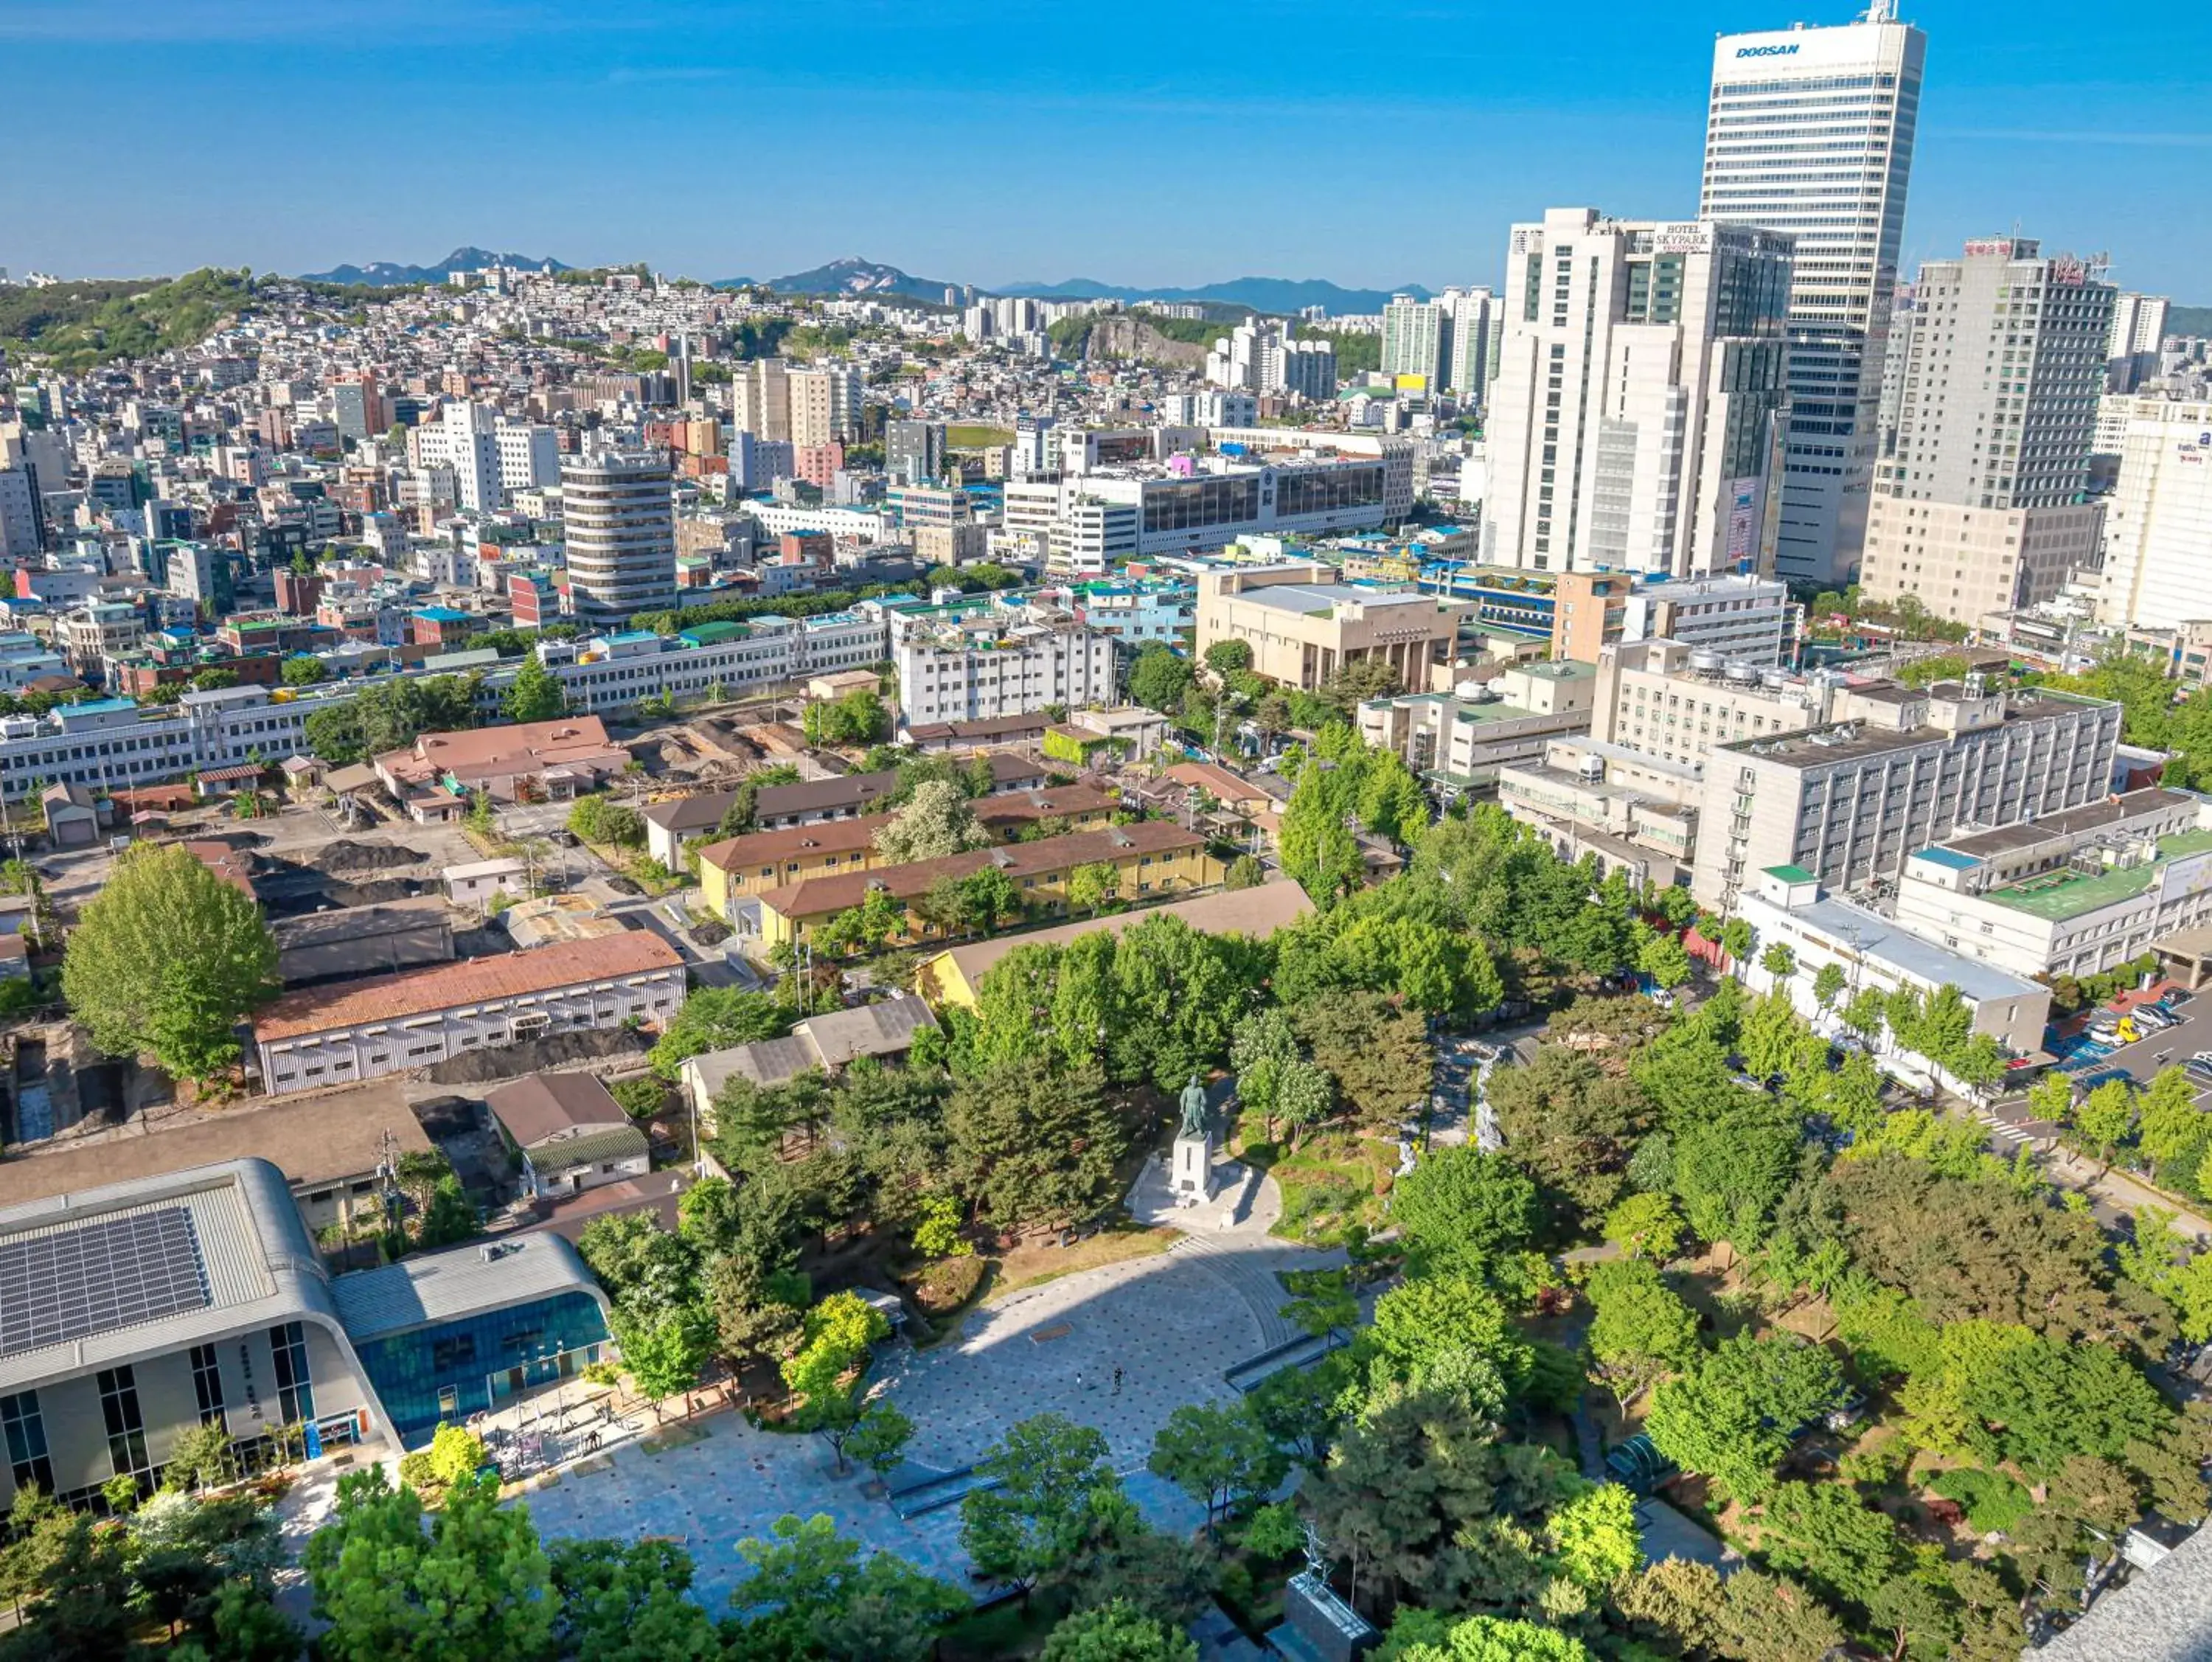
xmin=2158 ymin=849 xmax=2212 ymax=906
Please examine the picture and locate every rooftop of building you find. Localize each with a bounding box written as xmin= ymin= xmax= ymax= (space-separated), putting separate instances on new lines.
xmin=330 ymin=1231 xmax=603 ymax=1343
xmin=922 ymin=881 xmax=1315 ymax=992
xmin=1919 ymin=788 xmax=2193 ymax=863
xmin=0 ymin=1088 xmax=431 ymax=1211
xmin=1979 ymin=826 xmax=2212 ymax=922
xmin=253 ymin=932 xmax=684 ymax=1042
xmin=1229 ymin=583 xmax=1450 ymax=618
xmin=755 ymin=818 xmax=1209 ymax=919
xmin=1748 ymin=889 xmax=2044 ymax=1004
xmin=485 ymin=1071 xmax=628 ymax=1147
xmin=2032 ymin=1520 xmax=2212 ymax=1662
xmin=1722 ymin=686 xmax=2115 ymax=769
xmin=0 ymin=1158 xmax=327 ymax=1395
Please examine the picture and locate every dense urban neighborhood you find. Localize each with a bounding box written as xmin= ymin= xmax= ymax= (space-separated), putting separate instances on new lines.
xmin=1 ymin=4 xmax=2211 ymax=1659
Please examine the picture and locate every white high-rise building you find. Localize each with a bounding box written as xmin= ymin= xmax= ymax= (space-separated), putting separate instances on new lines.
xmin=2107 ymin=293 xmax=2171 ymax=393
xmin=1858 ymin=237 xmax=2115 ymax=625
xmin=416 ymin=403 xmax=558 ymax=511
xmin=1380 ymin=296 xmax=1447 ymax=387
xmin=733 ymin=358 xmax=791 ymax=442
xmin=1440 ymin=288 xmax=1499 ymax=404
xmin=1484 ymin=209 xmax=1795 ymax=578
xmin=560 ymin=452 xmax=677 ymax=623
xmin=1702 ymin=7 xmax=1927 ymax=588
xmin=2098 ymin=400 xmax=2212 ymax=630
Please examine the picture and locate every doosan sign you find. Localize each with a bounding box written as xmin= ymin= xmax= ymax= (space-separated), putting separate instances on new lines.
xmin=1736 ymin=43 xmax=1801 ymax=57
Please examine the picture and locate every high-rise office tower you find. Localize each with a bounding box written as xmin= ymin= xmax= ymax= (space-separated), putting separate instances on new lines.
xmin=1380 ymin=296 xmax=1447 ymax=388
xmin=2098 ymin=397 xmax=2212 ymax=630
xmin=1702 ymin=5 xmax=1926 ymax=586
xmin=1857 ymin=237 xmax=2115 ymax=625
xmin=330 ymin=373 xmax=383 ymax=447
xmin=560 ymin=451 xmax=677 ymax=622
xmin=2106 ymin=293 xmax=2171 ymax=393
xmin=1484 ymin=209 xmax=1795 ymax=578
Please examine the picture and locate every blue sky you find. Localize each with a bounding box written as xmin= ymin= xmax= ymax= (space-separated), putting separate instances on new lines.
xmin=4 ymin=0 xmax=2206 ymax=297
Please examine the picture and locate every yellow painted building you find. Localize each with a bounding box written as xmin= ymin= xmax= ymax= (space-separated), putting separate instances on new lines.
xmin=696 ymin=783 xmax=1119 ymax=920
xmin=916 ymin=881 xmax=1315 ymax=1009
xmin=753 ymin=821 xmax=1224 ymax=951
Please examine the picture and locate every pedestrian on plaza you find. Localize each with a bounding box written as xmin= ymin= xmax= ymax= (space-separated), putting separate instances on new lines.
xmin=1113 ymin=1366 xmax=1124 ymax=1396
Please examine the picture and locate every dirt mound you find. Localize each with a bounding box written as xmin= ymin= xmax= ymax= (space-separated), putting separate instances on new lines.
xmin=310 ymin=839 xmax=423 ymax=875
xmin=418 ymin=1027 xmax=647 ymax=1086
xmin=689 ymin=918 xmax=731 ymax=947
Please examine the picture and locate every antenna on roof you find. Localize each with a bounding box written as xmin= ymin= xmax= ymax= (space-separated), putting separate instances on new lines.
xmin=1860 ymin=0 xmax=1898 ymax=18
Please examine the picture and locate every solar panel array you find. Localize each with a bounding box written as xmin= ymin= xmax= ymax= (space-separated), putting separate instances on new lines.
xmin=0 ymin=1208 xmax=210 ymax=1359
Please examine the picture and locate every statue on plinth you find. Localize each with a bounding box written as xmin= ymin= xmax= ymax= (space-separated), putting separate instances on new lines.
xmin=1171 ymin=1073 xmax=1215 ymax=1204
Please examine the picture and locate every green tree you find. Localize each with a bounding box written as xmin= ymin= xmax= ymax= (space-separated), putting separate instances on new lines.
xmin=279 ymin=654 xmax=327 ymax=686
xmin=1645 ymin=1332 xmax=1845 ymax=1499
xmin=1147 ymin=1402 xmax=1290 ymax=1536
xmin=2073 ymin=1076 xmax=2136 ymax=1161
xmin=546 ymin=1537 xmax=722 ymax=1662
xmin=1367 ymin=1273 xmax=1534 ymax=1410
xmin=1389 ymin=1146 xmax=1537 ymax=1274
xmin=1041 ymin=1600 xmax=1200 ymax=1662
xmin=729 ymin=1513 xmax=963 ymax=1662
xmin=619 ymin=1307 xmax=712 ymax=1423
xmin=1396 ymin=1615 xmax=1590 ymax=1662
xmin=1203 ymin=640 xmax=1254 ymax=678
xmin=305 ymin=1468 xmax=556 ymax=1662
xmin=844 ymin=1400 xmax=917 ymax=1479
xmin=874 ymin=779 xmax=990 ymax=863
xmin=1810 ymin=962 xmax=1848 ymax=1012
xmin=1298 ymin=990 xmax=1432 ymax=1127
xmin=1065 ymin=860 xmax=1123 ymax=917
xmin=649 ymin=987 xmax=793 ymax=1081
xmin=568 ymin=793 xmax=646 ymax=849
xmin=1544 ymin=1482 xmax=1640 ymax=1590
xmin=946 ymin=1057 xmax=1125 ymax=1229
xmin=1638 ymin=932 xmax=1692 ymax=990
xmin=1584 ymin=1258 xmax=1700 ymax=1408
xmin=1128 ymin=644 xmax=1195 ymax=715
xmin=1603 ymin=1192 xmax=1686 ymax=1262
xmin=960 ymin=1414 xmax=1121 ymax=1598
xmin=1719 ymin=917 xmax=1754 ymax=963
xmin=1753 ymin=1481 xmax=1908 ymax=1612
xmin=1759 ymin=942 xmax=1798 ymax=981
xmin=61 ymin=844 xmax=279 ymax=1081
xmin=504 ymin=652 xmax=566 ymax=723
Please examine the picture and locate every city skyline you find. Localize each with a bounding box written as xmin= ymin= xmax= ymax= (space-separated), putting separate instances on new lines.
xmin=4 ymin=0 xmax=2206 ymax=296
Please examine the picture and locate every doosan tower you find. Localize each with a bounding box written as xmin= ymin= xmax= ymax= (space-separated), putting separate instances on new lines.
xmin=1701 ymin=3 xmax=1927 ymax=587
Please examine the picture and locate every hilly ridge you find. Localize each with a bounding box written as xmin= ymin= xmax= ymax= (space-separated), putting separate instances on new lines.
xmin=300 ymin=246 xmax=568 ymax=286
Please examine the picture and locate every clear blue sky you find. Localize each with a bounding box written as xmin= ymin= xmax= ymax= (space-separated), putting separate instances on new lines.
xmin=5 ymin=0 xmax=2206 ymax=298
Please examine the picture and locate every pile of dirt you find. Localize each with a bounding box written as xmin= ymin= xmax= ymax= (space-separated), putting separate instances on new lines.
xmin=418 ymin=1027 xmax=647 ymax=1086
xmin=689 ymin=917 xmax=732 ymax=948
xmin=310 ymin=839 xmax=424 ymax=876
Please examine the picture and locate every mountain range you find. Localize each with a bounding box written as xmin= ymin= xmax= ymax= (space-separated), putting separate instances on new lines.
xmin=1000 ymin=276 xmax=1430 ymax=313
xmin=718 ymin=257 xmax=956 ymax=301
xmin=300 ymin=246 xmax=569 ymax=286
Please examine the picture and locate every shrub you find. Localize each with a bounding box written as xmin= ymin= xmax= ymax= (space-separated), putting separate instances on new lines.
xmin=914 ymin=1254 xmax=989 ymax=1315
xmin=1929 ymin=1466 xmax=2034 ymax=1534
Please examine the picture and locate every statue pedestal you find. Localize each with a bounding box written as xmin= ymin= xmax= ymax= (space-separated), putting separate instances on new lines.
xmin=1171 ymin=1133 xmax=1216 ymax=1204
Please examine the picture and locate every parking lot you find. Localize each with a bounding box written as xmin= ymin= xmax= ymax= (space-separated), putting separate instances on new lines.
xmin=2051 ymin=990 xmax=2212 ymax=1102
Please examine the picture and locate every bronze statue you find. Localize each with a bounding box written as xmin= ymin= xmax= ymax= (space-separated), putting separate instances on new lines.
xmin=1178 ymin=1074 xmax=1209 ymax=1140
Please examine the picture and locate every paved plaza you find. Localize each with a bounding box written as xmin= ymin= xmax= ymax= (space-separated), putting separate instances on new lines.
xmin=518 ymin=1152 xmax=1341 ymax=1606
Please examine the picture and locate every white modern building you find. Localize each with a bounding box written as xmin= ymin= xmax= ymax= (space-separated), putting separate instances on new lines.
xmin=1358 ymin=659 xmax=1597 ymax=790
xmin=560 ymin=451 xmax=677 ymax=622
xmin=788 ymin=366 xmax=862 ymax=447
xmin=2107 ymin=293 xmax=2171 ymax=394
xmin=1894 ymin=787 xmax=2212 ymax=981
xmin=1691 ymin=678 xmax=2124 ymax=910
xmin=1736 ymin=863 xmax=2051 ymax=1076
xmin=413 ymin=405 xmax=558 ymax=512
xmin=1702 ymin=9 xmax=1927 ymax=585
xmin=1484 ymin=210 xmax=1795 ymax=578
xmin=2096 ymin=400 xmax=2212 ymax=631
xmin=1441 ymin=287 xmax=1500 ymax=405
xmin=895 ymin=617 xmax=1119 ymax=726
xmin=1859 ymin=237 xmax=2115 ymax=625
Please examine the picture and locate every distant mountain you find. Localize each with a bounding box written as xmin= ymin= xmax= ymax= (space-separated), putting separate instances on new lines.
xmin=299 ymin=246 xmax=568 ymax=287
xmin=742 ymin=257 xmax=957 ymax=302
xmin=2167 ymin=305 xmax=2212 ymax=338
xmin=999 ymin=276 xmax=1430 ymax=315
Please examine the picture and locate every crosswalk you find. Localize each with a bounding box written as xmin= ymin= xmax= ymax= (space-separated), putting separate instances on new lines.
xmin=1976 ymin=1109 xmax=2036 ymax=1150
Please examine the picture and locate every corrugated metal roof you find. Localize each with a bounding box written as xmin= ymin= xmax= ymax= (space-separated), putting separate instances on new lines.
xmin=524 ymin=1126 xmax=649 ymax=1172
xmin=331 ymin=1232 xmax=603 ymax=1343
xmin=254 ymin=933 xmax=684 ymax=1041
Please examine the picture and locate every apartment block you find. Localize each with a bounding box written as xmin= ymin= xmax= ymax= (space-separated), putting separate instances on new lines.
xmin=896 ymin=616 xmax=1119 ymax=726
xmin=1551 ymin=570 xmax=1798 ymax=664
xmin=788 ymin=366 xmax=861 ymax=448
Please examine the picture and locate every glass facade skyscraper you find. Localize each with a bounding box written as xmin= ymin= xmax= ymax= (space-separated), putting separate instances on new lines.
xmin=1701 ymin=8 xmax=1927 ymax=586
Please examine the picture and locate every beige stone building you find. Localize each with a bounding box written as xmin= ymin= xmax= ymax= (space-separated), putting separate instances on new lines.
xmin=1195 ymin=563 xmax=1471 ymax=693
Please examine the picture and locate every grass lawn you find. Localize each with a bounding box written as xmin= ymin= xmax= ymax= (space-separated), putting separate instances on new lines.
xmin=940 ymin=1594 xmax=1061 ymax=1662
xmin=986 ymin=1223 xmax=1179 ymax=1299
xmin=947 ymin=423 xmax=1015 ymax=450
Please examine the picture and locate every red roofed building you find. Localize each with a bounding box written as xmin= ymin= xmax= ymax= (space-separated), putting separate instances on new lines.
xmin=372 ymin=715 xmax=631 ymax=807
xmin=251 ymin=933 xmax=685 ymax=1096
